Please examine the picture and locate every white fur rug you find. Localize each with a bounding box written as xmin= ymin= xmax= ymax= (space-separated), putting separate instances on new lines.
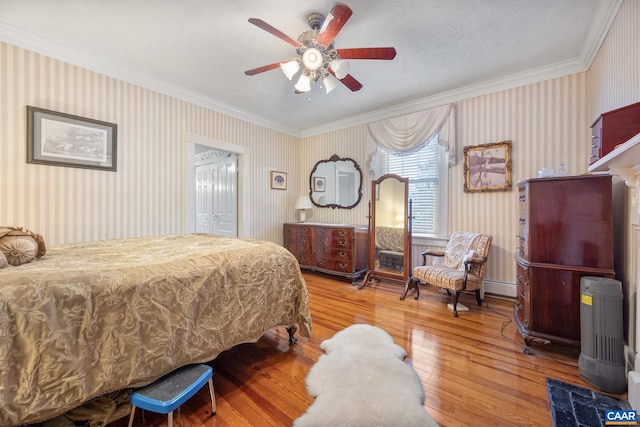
xmin=293 ymin=324 xmax=438 ymax=427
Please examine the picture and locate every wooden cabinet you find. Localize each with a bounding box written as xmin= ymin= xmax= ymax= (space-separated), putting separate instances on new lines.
xmin=514 ymin=175 xmax=614 ymax=350
xmin=590 ymin=101 xmax=640 ymax=164
xmin=283 ymin=223 xmax=368 ymax=282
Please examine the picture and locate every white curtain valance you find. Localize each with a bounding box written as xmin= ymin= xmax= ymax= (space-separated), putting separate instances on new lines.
xmin=367 ymin=103 xmax=456 ymax=166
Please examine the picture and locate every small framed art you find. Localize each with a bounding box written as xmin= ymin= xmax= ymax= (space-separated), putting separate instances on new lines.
xmin=27 ymin=106 xmax=117 ymax=171
xmin=313 ymin=176 xmax=326 ymax=192
xmin=270 ymin=171 xmax=287 ymax=190
xmin=463 ymin=140 xmax=512 ymax=193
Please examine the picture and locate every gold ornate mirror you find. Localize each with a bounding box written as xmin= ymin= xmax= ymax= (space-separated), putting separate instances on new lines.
xmin=359 ymin=174 xmax=412 ymax=288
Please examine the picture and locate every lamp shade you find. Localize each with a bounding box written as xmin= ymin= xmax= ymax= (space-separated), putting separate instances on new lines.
xmin=295 ymin=195 xmax=313 ymax=210
xmin=323 ymin=74 xmax=338 ymax=94
xmin=330 ymin=59 xmax=350 ymax=79
xmin=280 ymin=60 xmax=300 ymax=80
xmin=295 ymin=74 xmax=311 ymax=92
xmin=302 ymin=48 xmax=323 ymax=71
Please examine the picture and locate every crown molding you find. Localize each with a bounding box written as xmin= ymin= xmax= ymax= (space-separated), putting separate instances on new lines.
xmin=579 ymin=0 xmax=623 ymax=67
xmin=301 ymin=57 xmax=588 ymax=137
xmin=301 ymin=0 xmax=623 ymax=137
xmin=0 ymin=22 xmax=302 ymax=138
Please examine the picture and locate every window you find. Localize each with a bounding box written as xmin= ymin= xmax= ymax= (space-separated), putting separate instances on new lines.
xmin=373 ymin=135 xmax=448 ymax=236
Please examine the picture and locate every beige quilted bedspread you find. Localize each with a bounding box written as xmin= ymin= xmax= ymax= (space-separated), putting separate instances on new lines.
xmin=0 ymin=234 xmax=312 ymax=426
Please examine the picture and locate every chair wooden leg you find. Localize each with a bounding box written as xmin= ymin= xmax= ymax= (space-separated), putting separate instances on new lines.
xmin=400 ymin=277 xmax=419 ymax=300
xmin=475 ymin=289 xmax=482 ymax=306
xmin=452 ymin=291 xmax=461 ymax=317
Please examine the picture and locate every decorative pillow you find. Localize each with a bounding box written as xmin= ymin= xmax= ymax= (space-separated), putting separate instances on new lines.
xmin=458 ymin=249 xmax=480 ymax=271
xmin=0 ymin=235 xmax=38 ymax=266
xmin=0 ymin=226 xmax=47 ymax=266
xmin=0 ymin=250 xmax=8 ymax=268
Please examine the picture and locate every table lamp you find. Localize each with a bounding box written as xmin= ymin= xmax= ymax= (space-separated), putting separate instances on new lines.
xmin=295 ymin=195 xmax=313 ymax=223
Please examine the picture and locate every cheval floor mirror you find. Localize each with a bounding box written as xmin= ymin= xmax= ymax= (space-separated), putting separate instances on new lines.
xmin=358 ymin=174 xmax=412 ymax=291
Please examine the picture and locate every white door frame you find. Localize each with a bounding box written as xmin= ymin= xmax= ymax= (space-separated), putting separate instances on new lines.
xmin=185 ymin=132 xmax=251 ymax=237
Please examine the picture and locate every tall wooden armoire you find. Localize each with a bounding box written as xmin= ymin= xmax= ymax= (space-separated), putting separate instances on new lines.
xmin=514 ymin=174 xmax=614 ymax=352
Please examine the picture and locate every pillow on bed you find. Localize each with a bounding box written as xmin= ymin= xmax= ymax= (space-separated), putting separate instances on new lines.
xmin=0 ymin=235 xmax=38 ymax=266
xmin=0 ymin=226 xmax=47 ymax=266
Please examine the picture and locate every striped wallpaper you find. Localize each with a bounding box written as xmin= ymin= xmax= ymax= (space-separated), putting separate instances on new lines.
xmin=0 ymin=41 xmax=300 ymax=246
xmin=1 ymin=0 xmax=638 ymax=301
xmin=300 ymin=72 xmax=591 ymax=296
xmin=588 ymin=0 xmax=640 ymax=350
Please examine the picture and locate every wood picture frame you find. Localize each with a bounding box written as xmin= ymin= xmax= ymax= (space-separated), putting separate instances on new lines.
xmin=463 ymin=140 xmax=512 ymax=193
xmin=270 ymin=171 xmax=287 ymax=190
xmin=27 ymin=106 xmax=117 ymax=171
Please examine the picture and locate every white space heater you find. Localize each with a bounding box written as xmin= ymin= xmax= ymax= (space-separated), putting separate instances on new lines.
xmin=578 ymin=276 xmax=625 ymax=394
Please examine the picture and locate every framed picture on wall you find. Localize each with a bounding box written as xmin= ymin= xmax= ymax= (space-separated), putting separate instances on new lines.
xmin=463 ymin=140 xmax=512 ymax=193
xmin=270 ymin=171 xmax=287 ymax=190
xmin=26 ymin=106 xmax=117 ymax=171
xmin=313 ymin=176 xmax=326 ymax=192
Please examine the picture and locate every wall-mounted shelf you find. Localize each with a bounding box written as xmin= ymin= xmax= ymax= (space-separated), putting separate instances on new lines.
xmin=588 ymin=131 xmax=640 ymax=188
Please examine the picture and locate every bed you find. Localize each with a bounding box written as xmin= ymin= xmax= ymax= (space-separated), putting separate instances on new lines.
xmin=0 ymin=233 xmax=312 ymax=426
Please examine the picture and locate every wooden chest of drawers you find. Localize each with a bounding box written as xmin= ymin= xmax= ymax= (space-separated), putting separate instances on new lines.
xmin=590 ymin=101 xmax=640 ymax=164
xmin=283 ymin=223 xmax=368 ymax=282
xmin=514 ymin=175 xmax=614 ymax=350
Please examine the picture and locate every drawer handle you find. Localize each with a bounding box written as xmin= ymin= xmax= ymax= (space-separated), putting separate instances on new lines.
xmin=338 ymin=240 xmax=347 ymax=247
xmin=519 ymin=218 xmax=525 ymax=225
xmin=519 ymin=195 xmax=525 ymax=202
xmin=338 ymin=251 xmax=346 ymax=258
xmin=337 ymin=231 xmax=346 ymax=237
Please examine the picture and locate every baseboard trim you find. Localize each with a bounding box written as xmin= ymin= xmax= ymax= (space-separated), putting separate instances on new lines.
xmin=484 ymin=280 xmax=517 ymax=298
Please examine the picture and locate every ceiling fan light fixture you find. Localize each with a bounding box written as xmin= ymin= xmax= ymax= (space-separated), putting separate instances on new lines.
xmin=323 ymin=74 xmax=338 ymax=94
xmin=295 ymin=73 xmax=311 ymax=92
xmin=280 ymin=60 xmax=300 ymax=80
xmin=330 ymin=59 xmax=350 ymax=79
xmin=302 ymin=48 xmax=323 ymax=71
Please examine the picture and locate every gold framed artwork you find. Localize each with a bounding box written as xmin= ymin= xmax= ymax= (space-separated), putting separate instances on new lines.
xmin=270 ymin=171 xmax=287 ymax=190
xmin=27 ymin=106 xmax=117 ymax=171
xmin=463 ymin=140 xmax=512 ymax=193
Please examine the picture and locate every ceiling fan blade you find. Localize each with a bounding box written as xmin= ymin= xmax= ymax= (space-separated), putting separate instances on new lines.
xmin=339 ymin=74 xmax=363 ymax=92
xmin=327 ymin=69 xmax=362 ymax=92
xmin=336 ymin=47 xmax=397 ymax=60
xmin=245 ymin=62 xmax=283 ymax=76
xmin=316 ymin=2 xmax=353 ymax=48
xmin=248 ymin=18 xmax=303 ymax=48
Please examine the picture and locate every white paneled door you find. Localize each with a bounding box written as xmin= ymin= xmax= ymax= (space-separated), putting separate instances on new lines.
xmin=195 ymin=152 xmax=237 ymax=237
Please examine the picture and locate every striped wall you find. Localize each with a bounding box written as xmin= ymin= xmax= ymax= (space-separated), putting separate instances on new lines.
xmin=588 ymin=0 xmax=640 ymax=350
xmin=452 ymin=74 xmax=591 ymax=294
xmin=0 ymin=41 xmax=300 ymax=245
xmin=301 ymin=73 xmax=592 ymax=295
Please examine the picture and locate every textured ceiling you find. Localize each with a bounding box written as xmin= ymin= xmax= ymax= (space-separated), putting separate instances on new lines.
xmin=0 ymin=0 xmax=619 ymax=136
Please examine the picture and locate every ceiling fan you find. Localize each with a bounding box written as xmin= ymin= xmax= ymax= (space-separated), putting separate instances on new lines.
xmin=244 ymin=2 xmax=397 ymax=94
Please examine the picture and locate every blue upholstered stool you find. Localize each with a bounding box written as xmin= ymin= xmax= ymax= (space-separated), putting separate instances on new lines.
xmin=128 ymin=364 xmax=215 ymax=427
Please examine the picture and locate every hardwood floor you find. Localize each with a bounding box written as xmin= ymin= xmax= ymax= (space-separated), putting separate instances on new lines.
xmin=110 ymin=271 xmax=618 ymax=426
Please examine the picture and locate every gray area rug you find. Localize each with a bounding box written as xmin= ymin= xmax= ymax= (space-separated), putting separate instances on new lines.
xmin=547 ymin=378 xmax=631 ymax=427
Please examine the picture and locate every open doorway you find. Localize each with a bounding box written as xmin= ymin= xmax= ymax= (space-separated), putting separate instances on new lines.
xmin=195 ymin=147 xmax=237 ymax=236
xmin=185 ymin=132 xmax=251 ymax=237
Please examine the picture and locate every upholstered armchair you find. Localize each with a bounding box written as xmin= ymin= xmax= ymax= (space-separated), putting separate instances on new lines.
xmin=401 ymin=232 xmax=492 ymax=316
